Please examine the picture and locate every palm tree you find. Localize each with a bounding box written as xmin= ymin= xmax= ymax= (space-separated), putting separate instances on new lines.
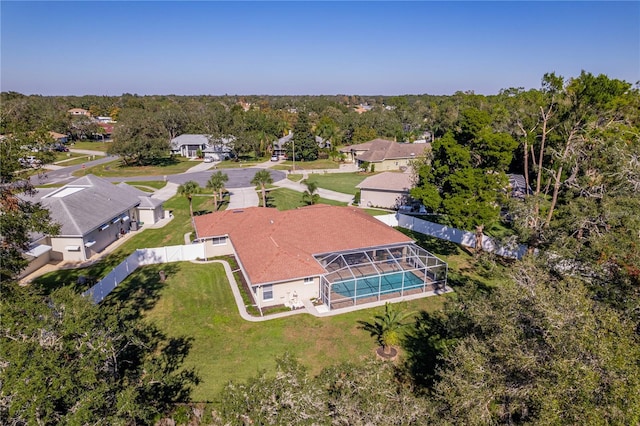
xmin=302 ymin=179 xmax=320 ymax=205
xmin=207 ymin=171 xmax=229 ymax=211
xmin=358 ymin=302 xmax=414 ymax=356
xmin=251 ymin=169 xmax=273 ymax=207
xmin=177 ymin=180 xmax=201 ymax=218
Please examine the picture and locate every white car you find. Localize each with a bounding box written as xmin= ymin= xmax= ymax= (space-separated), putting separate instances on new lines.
xmin=270 ymin=155 xmax=279 ymax=162
xmin=203 ymin=157 xmax=214 ymax=163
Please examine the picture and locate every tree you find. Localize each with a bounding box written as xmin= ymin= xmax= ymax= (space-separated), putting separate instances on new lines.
xmin=177 ymin=180 xmax=201 ymax=218
xmin=206 ymin=171 xmax=229 ymax=211
xmin=411 ymin=132 xmax=511 ymax=250
xmin=288 ymin=112 xmax=318 ymax=161
xmin=108 ymin=109 xmax=170 ymax=166
xmin=301 ymin=179 xmax=320 ymax=205
xmin=427 ymin=261 xmax=640 ymax=424
xmin=0 ymin=285 xmax=199 ymax=425
xmin=358 ymin=302 xmax=414 ymax=356
xmin=251 ymin=170 xmax=273 ymax=208
xmin=0 ymin=134 xmax=59 ymax=282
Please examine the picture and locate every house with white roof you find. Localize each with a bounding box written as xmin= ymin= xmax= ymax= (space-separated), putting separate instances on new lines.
xmin=20 ymin=175 xmax=164 ymax=275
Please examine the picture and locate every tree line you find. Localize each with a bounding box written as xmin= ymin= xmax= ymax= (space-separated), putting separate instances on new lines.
xmin=1 ymin=70 xmax=639 ymax=424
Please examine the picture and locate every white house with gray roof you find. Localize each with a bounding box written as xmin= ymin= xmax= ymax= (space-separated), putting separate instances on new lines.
xmin=20 ymin=175 xmax=164 ymax=270
xmin=170 ymin=134 xmax=234 ymax=159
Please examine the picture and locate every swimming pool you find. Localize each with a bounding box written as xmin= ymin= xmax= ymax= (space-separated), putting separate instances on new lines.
xmin=332 ymin=270 xmax=425 ymax=299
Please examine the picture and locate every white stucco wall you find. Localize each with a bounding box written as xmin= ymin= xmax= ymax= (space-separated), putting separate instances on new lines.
xmin=50 ymin=236 xmax=86 ymax=261
xmin=203 ymin=237 xmax=235 ymax=258
xmin=256 ymin=276 xmax=320 ymax=308
xmin=138 ymin=206 xmax=163 ymax=225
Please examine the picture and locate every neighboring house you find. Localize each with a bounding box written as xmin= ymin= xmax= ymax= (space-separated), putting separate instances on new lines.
xmin=96 ymin=123 xmax=114 ymax=138
xmin=19 ymin=175 xmax=165 ymax=275
xmin=340 ymin=139 xmax=430 ymax=171
xmin=194 ymin=205 xmax=447 ymax=311
xmin=68 ymin=108 xmax=91 ymax=116
xmin=170 ymin=134 xmax=234 ymax=159
xmin=203 ymin=136 xmax=234 ymax=161
xmin=170 ymin=134 xmax=209 ymax=157
xmin=272 ymin=131 xmax=329 ymax=158
xmin=507 ymin=173 xmax=532 ymax=200
xmin=354 ymin=104 xmax=373 ymax=114
xmin=356 ymin=172 xmax=414 ymax=209
xmin=49 ymin=131 xmax=68 ymax=144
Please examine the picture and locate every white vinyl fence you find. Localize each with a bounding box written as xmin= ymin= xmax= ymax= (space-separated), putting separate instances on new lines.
xmin=376 ymin=214 xmax=527 ymax=260
xmin=83 ymin=243 xmax=206 ymax=303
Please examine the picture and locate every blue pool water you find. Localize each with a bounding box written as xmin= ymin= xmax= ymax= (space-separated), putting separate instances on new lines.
xmin=332 ymin=271 xmax=424 ymax=299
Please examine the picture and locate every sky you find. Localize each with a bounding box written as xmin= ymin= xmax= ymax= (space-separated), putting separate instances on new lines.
xmin=1 ymin=1 xmax=638 ymax=96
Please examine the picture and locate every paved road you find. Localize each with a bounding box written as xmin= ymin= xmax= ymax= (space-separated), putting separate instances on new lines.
xmin=30 ymin=155 xmax=118 ymax=186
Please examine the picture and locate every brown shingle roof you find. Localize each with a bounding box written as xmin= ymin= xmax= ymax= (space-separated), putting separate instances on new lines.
xmin=194 ymin=205 xmax=413 ymax=285
xmin=340 ymin=139 xmax=430 ymax=162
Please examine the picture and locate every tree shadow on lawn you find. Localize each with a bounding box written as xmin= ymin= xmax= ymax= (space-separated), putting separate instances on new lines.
xmin=102 ymin=263 xmax=180 ymax=318
xmin=33 ymin=250 xmax=136 ymax=294
xmin=396 ymin=229 xmax=460 ymax=257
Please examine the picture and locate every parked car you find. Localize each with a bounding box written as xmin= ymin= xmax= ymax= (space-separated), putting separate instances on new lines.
xmin=54 ymin=144 xmax=69 ymax=152
xmin=19 ymin=156 xmax=41 ymax=168
xmin=203 ymin=156 xmax=214 ymax=163
xmin=271 ymin=155 xmax=279 ymax=162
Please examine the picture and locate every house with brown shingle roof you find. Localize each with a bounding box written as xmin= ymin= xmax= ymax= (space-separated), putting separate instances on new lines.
xmin=193 ymin=205 xmax=447 ymax=311
xmin=339 ymin=139 xmax=430 ymax=171
xmin=356 ymin=172 xmax=414 ymax=209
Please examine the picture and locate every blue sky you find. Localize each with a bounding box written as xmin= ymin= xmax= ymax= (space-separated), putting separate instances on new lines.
xmin=1 ymin=1 xmax=638 ymax=96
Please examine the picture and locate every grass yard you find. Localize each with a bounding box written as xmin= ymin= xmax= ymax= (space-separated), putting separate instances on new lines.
xmin=118 ymin=180 xmax=168 ymax=192
xmin=264 ymin=187 xmax=348 ymax=210
xmin=74 ymin=156 xmax=197 ymax=177
xmin=69 ymin=141 xmax=112 ymax=152
xmin=277 ymin=159 xmax=340 ymax=171
xmin=32 ymin=194 xmax=223 ymax=293
xmin=299 ymin=172 xmax=371 ymax=195
xmin=105 ymin=261 xmax=452 ymax=403
xmin=53 ymin=152 xmax=86 ymax=163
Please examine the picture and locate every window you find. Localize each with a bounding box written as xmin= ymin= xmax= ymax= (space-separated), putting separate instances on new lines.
xmin=212 ymin=236 xmax=227 ymax=246
xmin=304 ymin=277 xmax=314 ymax=285
xmin=263 ymin=284 xmax=273 ymax=301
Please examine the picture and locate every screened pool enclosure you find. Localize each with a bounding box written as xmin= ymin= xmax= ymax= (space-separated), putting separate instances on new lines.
xmin=315 ymin=243 xmax=447 ymax=310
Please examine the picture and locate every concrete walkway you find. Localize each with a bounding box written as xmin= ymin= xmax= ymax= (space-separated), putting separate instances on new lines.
xmin=151 ymin=182 xmax=180 ymax=202
xmin=227 ymin=187 xmax=260 ymax=209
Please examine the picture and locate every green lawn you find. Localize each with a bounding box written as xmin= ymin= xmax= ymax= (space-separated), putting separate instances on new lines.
xmin=74 ymin=156 xmax=197 ymax=177
xmin=69 ymin=141 xmax=112 ymax=152
xmin=105 ymin=261 xmax=451 ymax=403
xmin=215 ymin=160 xmax=263 ymax=169
xmin=264 ymin=187 xmax=348 ymax=210
xmin=276 ymin=159 xmax=340 ymax=171
xmin=299 ymin=172 xmax=371 ymax=195
xmin=118 ymin=180 xmax=168 ymax=192
xmin=32 ymin=194 xmax=223 ymax=293
xmin=53 ymin=152 xmax=85 ymax=163
xmin=55 ymin=155 xmax=96 ymax=167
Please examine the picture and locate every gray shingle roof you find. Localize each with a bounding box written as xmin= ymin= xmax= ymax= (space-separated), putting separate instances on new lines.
xmin=340 ymin=139 xmax=430 ymax=162
xmin=21 ymin=175 xmax=162 ymax=236
xmin=170 ymin=134 xmax=209 ymax=149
